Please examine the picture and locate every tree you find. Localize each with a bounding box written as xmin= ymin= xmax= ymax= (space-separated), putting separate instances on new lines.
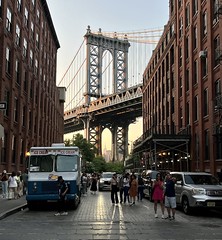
xmin=105 ymin=161 xmax=124 ymax=173
xmin=92 ymin=156 xmax=106 ymax=173
xmin=64 ymin=133 xmax=97 ymax=164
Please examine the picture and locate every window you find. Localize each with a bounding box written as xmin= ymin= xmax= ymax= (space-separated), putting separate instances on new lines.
xmin=179 ymin=17 xmax=183 ymax=38
xmin=6 ymin=47 xmax=11 ymax=74
xmin=15 ymin=59 xmax=20 ymax=84
xmin=193 ymin=60 xmax=198 ymax=85
xmin=34 ymin=59 xmax=38 ymax=75
xmin=185 ymin=4 xmax=190 ymax=27
xmin=14 ymin=97 xmax=18 ymax=122
xmin=179 ymin=77 xmax=182 ymax=97
xmin=24 ymin=70 xmax=28 ymax=92
xmin=186 ymin=69 xmax=189 ymax=91
xmin=185 ymin=36 xmax=189 ymax=59
xmin=30 ymin=50 xmax=33 ymax=67
xmin=213 ymin=0 xmax=219 ymax=23
xmin=29 ymin=155 xmax=54 ymax=172
xmin=23 ymin=38 xmax=27 ymax=57
xmin=22 ymin=106 xmax=26 ymax=127
xmin=194 ymin=95 xmax=198 ymax=121
xmin=32 ymin=0 xmax=35 ymax=7
xmin=193 ymin=26 xmax=197 ymax=50
xmin=179 ymin=47 xmax=182 ymax=67
xmin=4 ymin=89 xmax=10 ymax=117
xmin=179 ymin=107 xmax=183 ymax=128
xmin=24 ymin=7 xmax=29 ymax=27
xmin=171 ymin=97 xmax=174 ymax=114
xmin=37 ymin=9 xmax=40 ymax=23
xmin=203 ymin=88 xmax=208 ymax=116
xmin=12 ymin=135 xmax=16 ymax=163
xmin=17 ymin=0 xmax=21 ymax=12
xmin=214 ymin=35 xmax=220 ymax=67
xmin=0 ymin=0 xmax=2 ymax=18
xmin=215 ymin=79 xmax=221 ymax=108
xmin=15 ymin=24 xmax=21 ymax=46
xmin=36 ymin=33 xmax=39 ymax=49
xmin=202 ymin=50 xmax=208 ymax=77
xmin=215 ymin=79 xmax=221 ymax=97
xmin=193 ymin=0 xmax=198 ymax=16
xmin=31 ymin=21 xmax=34 ymax=40
xmin=204 ymin=129 xmax=210 ymax=160
xmin=6 ymin=8 xmax=12 ymax=32
xmin=202 ymin=11 xmax=207 ymax=37
xmin=186 ymin=102 xmax=190 ymax=125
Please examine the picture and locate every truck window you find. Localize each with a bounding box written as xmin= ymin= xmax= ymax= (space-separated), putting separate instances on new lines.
xmin=29 ymin=155 xmax=54 ymax=172
xmin=55 ymin=155 xmax=78 ymax=172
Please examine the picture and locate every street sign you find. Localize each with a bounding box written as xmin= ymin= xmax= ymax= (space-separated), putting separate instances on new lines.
xmin=0 ymin=102 xmax=7 ymax=110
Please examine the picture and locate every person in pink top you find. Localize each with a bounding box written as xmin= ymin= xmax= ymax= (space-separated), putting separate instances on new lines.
xmin=152 ymin=173 xmax=165 ymax=218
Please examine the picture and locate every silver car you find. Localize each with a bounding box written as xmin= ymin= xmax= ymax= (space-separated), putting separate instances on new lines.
xmin=98 ymin=172 xmax=115 ymax=191
xmin=170 ymin=172 xmax=222 ymax=214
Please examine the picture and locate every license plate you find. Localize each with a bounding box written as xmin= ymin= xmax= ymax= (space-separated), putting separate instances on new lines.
xmin=47 ymin=200 xmax=57 ymax=202
xmin=207 ymin=202 xmax=215 ymax=207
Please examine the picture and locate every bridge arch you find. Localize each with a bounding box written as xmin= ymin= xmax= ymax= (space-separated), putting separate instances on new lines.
xmin=84 ymin=26 xmax=130 ymax=105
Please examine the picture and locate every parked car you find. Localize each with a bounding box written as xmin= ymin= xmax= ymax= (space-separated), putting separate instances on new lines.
xmin=170 ymin=171 xmax=222 ymax=214
xmin=143 ymin=170 xmax=160 ymax=201
xmin=98 ymin=172 xmax=115 ymax=191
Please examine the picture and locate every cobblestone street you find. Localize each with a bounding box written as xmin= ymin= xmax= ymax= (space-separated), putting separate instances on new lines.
xmin=1 ymin=191 xmax=222 ymax=240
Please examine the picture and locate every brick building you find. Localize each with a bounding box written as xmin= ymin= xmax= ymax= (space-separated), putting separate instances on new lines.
xmin=0 ymin=0 xmax=65 ymax=173
xmin=133 ymin=0 xmax=222 ymax=176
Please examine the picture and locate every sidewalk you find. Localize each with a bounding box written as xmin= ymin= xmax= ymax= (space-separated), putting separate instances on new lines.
xmin=0 ymin=191 xmax=27 ymax=220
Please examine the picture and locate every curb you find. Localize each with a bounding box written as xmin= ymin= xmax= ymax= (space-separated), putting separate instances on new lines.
xmin=0 ymin=203 xmax=27 ymax=220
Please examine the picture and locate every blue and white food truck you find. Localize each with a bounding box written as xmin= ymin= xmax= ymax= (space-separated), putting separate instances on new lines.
xmin=26 ymin=143 xmax=81 ymax=209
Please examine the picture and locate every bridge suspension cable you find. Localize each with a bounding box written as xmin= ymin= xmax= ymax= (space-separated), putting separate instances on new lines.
xmin=60 ymin=28 xmax=163 ymax=112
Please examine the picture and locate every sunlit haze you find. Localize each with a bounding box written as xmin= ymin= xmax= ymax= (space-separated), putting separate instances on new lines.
xmin=46 ymin=0 xmax=169 ymax=150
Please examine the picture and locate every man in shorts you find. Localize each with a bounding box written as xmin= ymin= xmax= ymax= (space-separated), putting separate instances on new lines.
xmin=164 ymin=173 xmax=176 ymax=220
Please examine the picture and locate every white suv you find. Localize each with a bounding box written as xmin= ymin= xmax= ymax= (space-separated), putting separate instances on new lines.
xmin=98 ymin=172 xmax=115 ymax=191
xmin=170 ymin=172 xmax=222 ymax=214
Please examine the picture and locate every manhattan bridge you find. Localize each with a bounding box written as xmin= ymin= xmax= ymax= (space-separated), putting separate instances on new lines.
xmin=59 ymin=26 xmax=162 ymax=161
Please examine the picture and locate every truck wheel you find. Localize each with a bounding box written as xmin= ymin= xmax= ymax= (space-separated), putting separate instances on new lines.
xmin=182 ymin=196 xmax=191 ymax=215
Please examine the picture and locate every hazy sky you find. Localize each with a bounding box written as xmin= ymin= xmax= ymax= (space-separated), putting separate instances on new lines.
xmin=46 ymin=0 xmax=170 ymax=146
xmin=47 ymin=0 xmax=169 ymax=82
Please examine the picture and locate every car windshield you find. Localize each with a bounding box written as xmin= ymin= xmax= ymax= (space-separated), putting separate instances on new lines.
xmin=55 ymin=155 xmax=78 ymax=172
xmin=29 ymin=155 xmax=54 ymax=172
xmin=102 ymin=173 xmax=113 ymax=179
xmin=184 ymin=174 xmax=219 ymax=185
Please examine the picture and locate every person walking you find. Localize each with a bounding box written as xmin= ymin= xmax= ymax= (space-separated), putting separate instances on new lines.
xmin=118 ymin=174 xmax=124 ymax=203
xmin=55 ymin=176 xmax=69 ymax=216
xmin=123 ymin=173 xmax=130 ymax=204
xmin=17 ymin=171 xmax=23 ymax=198
xmin=137 ymin=175 xmax=145 ymax=201
xmin=1 ymin=170 xmax=8 ymax=198
xmin=90 ymin=173 xmax=97 ymax=194
xmin=152 ymin=173 xmax=165 ymax=219
xmin=164 ymin=173 xmax=176 ymax=220
xmin=81 ymin=172 xmax=88 ymax=196
xmin=129 ymin=174 xmax=138 ymax=206
xmin=8 ymin=171 xmax=18 ymax=199
xmin=110 ymin=173 xmax=119 ymax=205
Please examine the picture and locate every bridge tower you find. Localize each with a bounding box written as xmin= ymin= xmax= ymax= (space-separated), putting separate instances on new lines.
xmin=83 ymin=26 xmax=131 ymax=161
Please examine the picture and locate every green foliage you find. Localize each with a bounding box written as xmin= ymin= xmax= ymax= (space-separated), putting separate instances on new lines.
xmin=91 ymin=155 xmax=106 ymax=173
xmin=64 ymin=134 xmax=124 ymax=174
xmin=105 ymin=161 xmax=124 ymax=174
xmin=64 ymin=133 xmax=97 ymax=163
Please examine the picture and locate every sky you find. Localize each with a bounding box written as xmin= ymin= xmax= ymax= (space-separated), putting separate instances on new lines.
xmin=46 ymin=0 xmax=170 ymax=149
